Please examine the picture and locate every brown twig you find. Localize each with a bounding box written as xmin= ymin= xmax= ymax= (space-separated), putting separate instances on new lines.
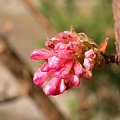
xmin=112 ymin=0 xmax=120 ymax=65
xmin=102 ymin=54 xmax=119 ymax=64
xmin=0 ymin=33 xmax=68 ymax=120
xmin=21 ymin=0 xmax=57 ymax=34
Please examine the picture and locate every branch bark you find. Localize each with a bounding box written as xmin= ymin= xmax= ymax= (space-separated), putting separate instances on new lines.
xmin=0 ymin=33 xmax=68 ymax=120
xmin=21 ymin=0 xmax=57 ymax=35
xmin=112 ymin=0 xmax=120 ymax=65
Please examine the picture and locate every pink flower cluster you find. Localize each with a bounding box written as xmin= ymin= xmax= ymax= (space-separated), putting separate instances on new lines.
xmin=30 ymin=29 xmax=95 ymax=96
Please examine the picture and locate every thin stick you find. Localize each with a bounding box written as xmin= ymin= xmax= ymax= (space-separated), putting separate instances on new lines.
xmin=21 ymin=0 xmax=57 ymax=34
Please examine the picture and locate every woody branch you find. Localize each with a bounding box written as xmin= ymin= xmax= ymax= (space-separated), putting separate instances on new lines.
xmin=112 ymin=0 xmax=120 ymax=65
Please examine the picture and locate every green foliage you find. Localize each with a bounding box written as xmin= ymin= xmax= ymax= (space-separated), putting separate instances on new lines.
xmin=37 ymin=0 xmax=120 ymax=119
xmin=38 ymin=0 xmax=115 ymax=52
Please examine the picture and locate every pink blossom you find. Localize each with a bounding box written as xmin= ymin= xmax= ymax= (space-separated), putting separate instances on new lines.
xmin=30 ymin=49 xmax=54 ymax=60
xmin=74 ymin=61 xmax=84 ymax=77
xmin=54 ymin=60 xmax=73 ymax=78
xmin=33 ymin=66 xmax=55 ymax=86
xmin=67 ymin=73 xmax=80 ymax=87
xmin=45 ymin=37 xmax=60 ymax=49
xmin=43 ymin=77 xmax=66 ymax=95
xmin=84 ymin=49 xmax=95 ymax=58
xmin=48 ymin=56 xmax=65 ymax=69
xmin=30 ymin=28 xmax=100 ymax=96
xmin=83 ymin=58 xmax=94 ymax=70
xmin=83 ymin=49 xmax=95 ymax=70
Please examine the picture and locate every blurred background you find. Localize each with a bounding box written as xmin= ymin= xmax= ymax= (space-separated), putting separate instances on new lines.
xmin=0 ymin=0 xmax=120 ymax=120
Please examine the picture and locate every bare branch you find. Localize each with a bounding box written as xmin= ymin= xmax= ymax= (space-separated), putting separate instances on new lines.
xmin=0 ymin=33 xmax=68 ymax=120
xmin=112 ymin=0 xmax=120 ymax=65
xmin=21 ymin=0 xmax=57 ymax=34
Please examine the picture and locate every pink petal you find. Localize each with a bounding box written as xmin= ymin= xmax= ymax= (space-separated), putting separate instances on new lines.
xmin=33 ymin=66 xmax=55 ymax=86
xmin=68 ymin=73 xmax=80 ymax=87
xmin=65 ymin=42 xmax=82 ymax=57
xmin=83 ymin=58 xmax=94 ymax=70
xmin=40 ymin=62 xmax=49 ymax=72
xmin=43 ymin=77 xmax=59 ymax=95
xmin=74 ymin=61 xmax=84 ymax=77
xmin=30 ymin=49 xmax=54 ymax=60
xmin=48 ymin=56 xmax=65 ymax=69
xmin=45 ymin=37 xmax=59 ymax=49
xmin=66 ymin=42 xmax=77 ymax=50
xmin=59 ymin=79 xmax=66 ymax=93
xmin=55 ymin=60 xmax=74 ymax=78
xmin=58 ymin=49 xmax=74 ymax=60
xmin=43 ymin=77 xmax=66 ymax=95
xmin=85 ymin=49 xmax=95 ymax=58
xmin=54 ymin=42 xmax=66 ymax=51
xmin=57 ymin=31 xmax=74 ymax=42
xmin=58 ymin=31 xmax=70 ymax=38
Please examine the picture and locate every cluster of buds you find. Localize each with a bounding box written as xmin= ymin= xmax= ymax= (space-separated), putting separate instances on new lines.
xmin=30 ymin=27 xmax=108 ymax=96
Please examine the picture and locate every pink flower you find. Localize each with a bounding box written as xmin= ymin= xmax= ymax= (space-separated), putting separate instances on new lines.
xmin=83 ymin=49 xmax=95 ymax=70
xmin=83 ymin=58 xmax=94 ymax=70
xmin=33 ymin=63 xmax=55 ymax=86
xmin=67 ymin=73 xmax=80 ymax=87
xmin=31 ymin=30 xmax=82 ymax=95
xmin=43 ymin=77 xmax=66 ymax=95
xmin=84 ymin=49 xmax=95 ymax=58
xmin=30 ymin=49 xmax=54 ymax=60
xmin=54 ymin=60 xmax=74 ymax=78
xmin=30 ymin=28 xmax=103 ymax=96
xmin=74 ymin=61 xmax=84 ymax=77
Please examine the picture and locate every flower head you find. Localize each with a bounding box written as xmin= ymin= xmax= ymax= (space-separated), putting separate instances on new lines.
xmin=30 ymin=27 xmax=107 ymax=96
